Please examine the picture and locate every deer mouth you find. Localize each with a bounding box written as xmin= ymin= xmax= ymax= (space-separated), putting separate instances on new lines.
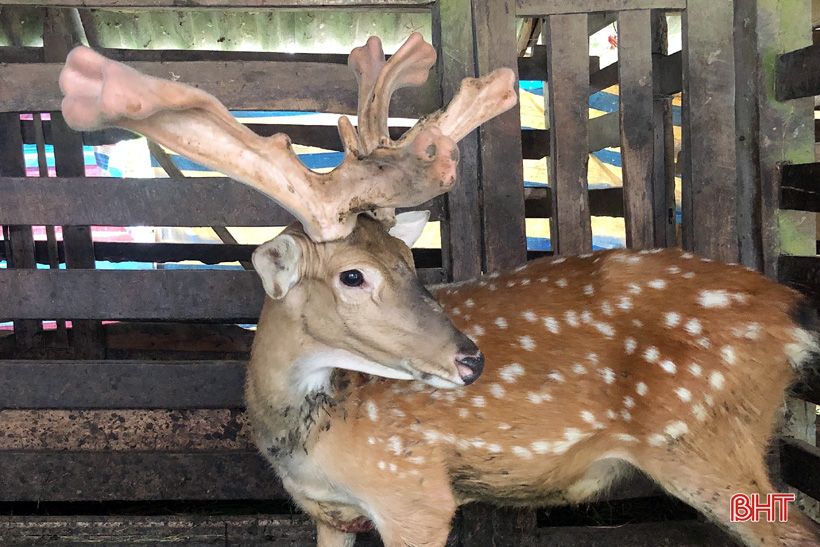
xmin=455 ymin=352 xmax=485 ymax=385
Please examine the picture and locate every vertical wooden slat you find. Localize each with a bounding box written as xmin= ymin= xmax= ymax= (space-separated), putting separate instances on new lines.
xmin=680 ymin=0 xmax=739 ymax=261
xmin=651 ymin=11 xmax=678 ymax=249
xmin=43 ymin=8 xmax=104 ymax=358
xmin=0 ymin=112 xmax=40 ymax=347
xmin=545 ymin=13 xmax=592 ymax=255
xmin=433 ymin=0 xmax=482 ymax=281
xmin=472 ymin=0 xmax=527 ymax=272
xmin=618 ymin=10 xmax=655 ymax=249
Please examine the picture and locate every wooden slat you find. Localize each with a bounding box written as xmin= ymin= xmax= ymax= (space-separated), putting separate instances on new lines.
xmin=618 ymin=10 xmax=655 ymax=250
xmin=434 ymin=0 xmax=482 ymax=282
xmin=545 ymin=13 xmax=592 ymax=255
xmin=0 ymin=515 xmax=320 ymax=547
xmin=781 ymin=437 xmax=820 ymax=500
xmin=775 ymin=43 xmax=820 ymax=101
xmin=473 ymin=0 xmax=526 ymax=273
xmin=0 ymin=450 xmax=286 ymax=501
xmin=532 ymin=521 xmax=734 ymax=546
xmin=525 ymin=187 xmax=624 ymax=218
xmin=0 ymin=60 xmax=439 ymax=116
xmin=680 ymin=0 xmax=739 ymax=262
xmin=0 ymin=409 xmax=253 ymax=451
xmin=0 ymin=360 xmax=246 ymax=409
xmin=0 ymin=0 xmax=429 ymax=5
xmin=778 ymin=255 xmax=820 ymax=311
xmin=0 ymin=269 xmax=264 ymax=321
xmin=780 ymin=162 xmax=820 ymax=212
xmin=516 ymin=0 xmax=686 ymax=16
xmin=521 ymin=111 xmax=620 ymax=159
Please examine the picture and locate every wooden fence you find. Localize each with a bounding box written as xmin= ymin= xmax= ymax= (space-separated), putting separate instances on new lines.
xmin=0 ymin=0 xmax=817 ymax=544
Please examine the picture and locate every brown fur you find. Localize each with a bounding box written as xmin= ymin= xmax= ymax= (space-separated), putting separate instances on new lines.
xmin=247 ymin=242 xmax=820 ymax=547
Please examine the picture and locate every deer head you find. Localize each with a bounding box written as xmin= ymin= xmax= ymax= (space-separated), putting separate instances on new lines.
xmin=59 ymin=34 xmax=516 ymax=387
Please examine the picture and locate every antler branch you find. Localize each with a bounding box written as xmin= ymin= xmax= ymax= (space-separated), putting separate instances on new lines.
xmin=60 ymin=34 xmax=517 ymax=242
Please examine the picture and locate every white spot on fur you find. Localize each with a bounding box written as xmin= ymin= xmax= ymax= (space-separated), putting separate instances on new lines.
xmin=721 ymin=345 xmax=736 ymax=365
xmin=489 ymin=383 xmax=506 ymax=398
xmin=627 ymin=283 xmax=642 ymax=295
xmin=681 ymin=252 xmax=694 ymax=259
xmin=391 ymin=408 xmax=405 ymax=418
xmin=698 ymin=290 xmax=730 ymax=308
xmin=648 ymin=279 xmax=667 ymax=290
xmin=648 ymin=434 xmax=666 ymax=447
xmin=664 ymin=312 xmax=681 ymax=328
xmin=785 ymin=328 xmax=819 ymax=368
xmin=572 ymin=363 xmax=587 ymax=375
xmin=531 ymin=441 xmax=551 ymax=454
xmin=618 ymin=296 xmax=633 ymax=310
xmin=667 ymin=266 xmax=681 ymax=274
xmin=366 ymin=400 xmax=378 ymax=421
xmin=378 ymin=461 xmax=386 ymax=470
xmin=682 ymin=272 xmax=695 ymax=279
xmin=732 ymin=322 xmax=762 ymax=340
xmin=623 ymin=396 xmax=635 ymax=408
xmin=500 ymin=363 xmax=525 ymax=383
xmin=698 ymin=337 xmax=711 ymax=349
xmin=544 ymin=316 xmax=560 ymax=334
xmin=692 ymin=404 xmax=707 ymax=421
xmin=494 ymin=317 xmax=508 ymax=329
xmin=594 ymin=322 xmax=615 ymax=338
xmin=556 ymin=278 xmax=568 ymax=288
xmin=389 ymin=463 xmax=397 ymax=473
xmin=625 ymin=337 xmax=637 ymax=355
xmin=512 ymin=445 xmax=533 ymax=460
xmin=660 ymin=360 xmax=677 ymax=374
xmin=521 ymin=279 xmax=531 ymax=286
xmin=458 ymin=408 xmax=469 ymax=419
xmin=709 ymin=371 xmax=725 ymax=390
xmin=581 ymin=311 xmax=593 ymax=324
xmin=607 ymin=410 xmax=617 ymax=420
xmin=620 ymin=410 xmax=631 ymax=421
xmin=581 ymin=410 xmax=595 ymax=423
xmin=465 ymin=299 xmax=474 ymax=308
xmin=599 ymin=368 xmax=616 ymax=384
xmin=552 ymin=257 xmax=566 ymax=264
xmin=548 ymin=371 xmax=565 ymax=383
xmin=408 ymin=455 xmax=425 ymax=465
xmin=665 ymin=421 xmax=689 ymax=438
xmin=644 ymin=347 xmax=659 ymax=363
xmin=636 ymin=382 xmax=648 ymax=396
xmin=587 ymin=353 xmax=599 ymax=364
xmin=633 ymin=319 xmax=644 ymax=328
xmin=519 ymin=335 xmax=536 ymax=351
xmin=487 ymin=444 xmax=503 ymax=453
xmin=674 ymin=387 xmax=692 ymax=402
xmin=498 ymin=423 xmax=511 ymax=430
xmin=451 ymin=307 xmax=462 ymax=316
xmin=522 ymin=311 xmax=537 ymax=323
xmin=617 ymin=434 xmax=640 ymax=443
xmin=368 ymin=437 xmax=376 ymax=445
xmin=688 ymin=363 xmax=702 ymax=377
xmin=564 ymin=310 xmax=580 ymax=327
xmin=514 ymin=264 xmax=527 ymax=272
xmin=601 ymin=301 xmax=614 ymax=316
xmin=527 ymin=392 xmax=551 ymax=404
xmin=584 ymin=285 xmax=594 ymax=296
xmin=731 ymin=293 xmax=747 ymax=304
xmin=471 ymin=396 xmax=486 ymax=408
xmin=684 ymin=318 xmax=702 ymax=335
xmin=388 ymin=436 xmax=402 ymax=455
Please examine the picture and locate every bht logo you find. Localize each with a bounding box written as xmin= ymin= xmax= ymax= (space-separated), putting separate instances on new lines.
xmin=730 ymin=493 xmax=796 ymax=522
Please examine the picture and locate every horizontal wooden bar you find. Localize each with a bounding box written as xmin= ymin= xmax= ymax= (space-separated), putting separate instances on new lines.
xmin=0 ymin=177 xmax=445 ymax=227
xmin=777 ymin=255 xmax=820 ymax=312
xmin=0 ymin=0 xmax=431 ymax=8
xmin=532 ymin=521 xmax=734 ymax=546
xmin=775 ymin=43 xmax=820 ymax=101
xmin=0 ymin=60 xmax=439 ymax=115
xmin=0 ymin=409 xmax=253 ymax=451
xmin=525 ymin=187 xmax=624 ymax=217
xmin=780 ymin=162 xmax=820 ymax=212
xmin=521 ymin=111 xmax=620 ymax=159
xmin=0 ymin=515 xmax=321 ymax=547
xmin=780 ymin=437 xmax=820 ymax=500
xmin=516 ymin=0 xmax=686 ymax=17
xmin=0 ymin=269 xmax=264 ymax=321
xmin=0 ymin=450 xmax=286 ymax=501
xmin=0 ymin=360 xmax=246 ymax=409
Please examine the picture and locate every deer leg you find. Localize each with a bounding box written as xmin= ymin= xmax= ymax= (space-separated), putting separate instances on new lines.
xmin=642 ymin=453 xmax=820 ymax=547
xmin=316 ymin=520 xmax=356 ymax=547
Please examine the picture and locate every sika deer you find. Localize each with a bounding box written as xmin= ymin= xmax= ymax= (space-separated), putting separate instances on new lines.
xmin=59 ymin=36 xmax=820 ymax=547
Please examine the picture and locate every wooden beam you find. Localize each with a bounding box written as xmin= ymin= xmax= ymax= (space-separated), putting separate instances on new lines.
xmin=0 ymin=61 xmax=439 ymax=116
xmin=516 ymin=0 xmax=685 ymax=16
xmin=473 ymin=0 xmax=526 ymax=273
xmin=652 ymin=11 xmax=677 ymax=248
xmin=780 ymin=163 xmax=820 ymax=213
xmin=0 ymin=0 xmax=430 ymax=6
xmin=780 ymin=437 xmax=820 ymax=500
xmin=532 ymin=521 xmax=734 ymax=546
xmin=680 ymin=0 xmax=739 ymax=262
xmin=545 ymin=13 xmax=592 ymax=255
xmin=0 ymin=360 xmax=246 ymax=409
xmin=775 ymin=44 xmax=820 ymax=101
xmin=618 ymin=10 xmax=655 ymax=250
xmin=525 ymin=187 xmax=624 ymax=218
xmin=778 ymin=255 xmax=820 ymax=312
xmin=0 ymin=450 xmax=286 ymax=502
xmin=521 ymin=111 xmax=620 ymax=159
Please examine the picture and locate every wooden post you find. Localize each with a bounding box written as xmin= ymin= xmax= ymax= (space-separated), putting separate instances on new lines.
xmin=544 ymin=13 xmax=593 ymax=255
xmin=472 ymin=0 xmax=527 ymax=273
xmin=433 ymin=0 xmax=482 ymax=283
xmin=680 ymin=0 xmax=739 ymax=261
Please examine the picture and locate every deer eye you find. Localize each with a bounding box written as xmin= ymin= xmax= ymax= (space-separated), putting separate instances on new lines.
xmin=340 ymin=269 xmax=365 ymax=287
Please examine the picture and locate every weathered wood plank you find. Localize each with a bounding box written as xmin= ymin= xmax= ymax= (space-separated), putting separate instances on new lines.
xmin=524 ymin=187 xmax=624 ymax=218
xmin=0 ymin=515 xmax=319 ymax=547
xmin=532 ymin=521 xmax=735 ymax=546
xmin=781 ymin=163 xmax=820 ymax=212
xmin=521 ymin=111 xmax=620 ymax=159
xmin=0 ymin=60 xmax=439 ymax=115
xmin=0 ymin=409 xmax=253 ymax=451
xmin=775 ymin=43 xmax=820 ymax=100
xmin=0 ymin=360 xmax=247 ymax=409
xmin=516 ymin=0 xmax=686 ymax=16
xmin=778 ymin=255 xmax=820 ymax=311
xmin=680 ymin=0 xmax=739 ymax=262
xmin=0 ymin=269 xmax=265 ymax=321
xmin=0 ymin=450 xmax=286 ymax=501
xmin=434 ymin=0 xmax=482 ymax=282
xmin=781 ymin=437 xmax=820 ymax=500
xmin=0 ymin=0 xmax=429 ymax=5
xmin=545 ymin=13 xmax=592 ymax=255
xmin=618 ymin=10 xmax=655 ymax=250
xmin=472 ymin=0 xmax=526 ymax=273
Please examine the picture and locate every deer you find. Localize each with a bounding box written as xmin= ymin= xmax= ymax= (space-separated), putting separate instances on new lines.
xmin=59 ymin=34 xmax=820 ymax=547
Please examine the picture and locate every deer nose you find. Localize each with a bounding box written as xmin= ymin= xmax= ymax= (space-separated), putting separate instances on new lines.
xmin=455 ymin=352 xmax=485 ymax=385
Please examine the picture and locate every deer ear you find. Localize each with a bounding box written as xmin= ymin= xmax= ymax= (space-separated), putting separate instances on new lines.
xmin=252 ymin=234 xmax=302 ymax=300
xmin=389 ymin=210 xmax=430 ymax=248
